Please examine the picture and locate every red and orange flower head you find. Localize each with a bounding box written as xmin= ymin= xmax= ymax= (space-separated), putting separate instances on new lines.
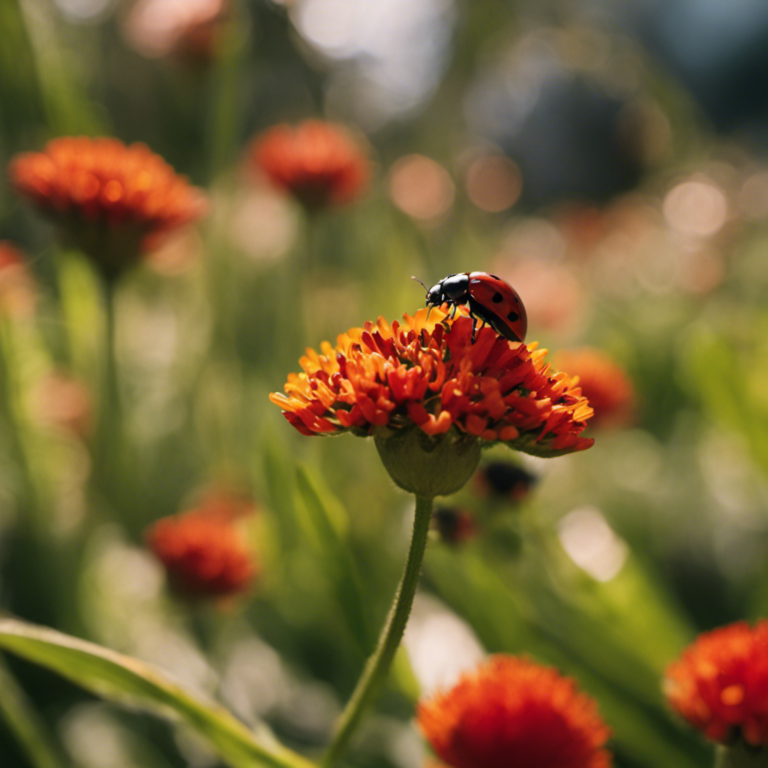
xmin=250 ymin=120 xmax=370 ymax=210
xmin=271 ymin=308 xmax=592 ymax=496
xmin=552 ymin=348 xmax=636 ymax=429
xmin=417 ymin=655 xmax=612 ymax=768
xmin=146 ymin=504 xmax=257 ymax=599
xmin=665 ymin=621 xmax=768 ymax=747
xmin=9 ymin=137 xmax=208 ymax=279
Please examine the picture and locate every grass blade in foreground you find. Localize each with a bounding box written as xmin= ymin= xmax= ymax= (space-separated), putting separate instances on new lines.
xmin=0 ymin=657 xmax=70 ymax=768
xmin=0 ymin=618 xmax=315 ymax=768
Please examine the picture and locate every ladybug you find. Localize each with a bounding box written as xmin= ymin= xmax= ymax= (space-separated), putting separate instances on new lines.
xmin=415 ymin=272 xmax=527 ymax=343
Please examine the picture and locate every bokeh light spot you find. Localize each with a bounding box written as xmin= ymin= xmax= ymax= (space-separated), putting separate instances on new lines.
xmin=388 ymin=154 xmax=455 ymax=221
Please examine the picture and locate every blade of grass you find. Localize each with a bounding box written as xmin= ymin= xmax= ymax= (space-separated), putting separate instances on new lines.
xmin=0 ymin=656 xmax=70 ymax=768
xmin=295 ymin=465 xmax=373 ymax=648
xmin=0 ymin=618 xmax=316 ymax=768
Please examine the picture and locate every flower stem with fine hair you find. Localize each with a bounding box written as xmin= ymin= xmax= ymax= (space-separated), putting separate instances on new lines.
xmin=322 ymin=494 xmax=434 ymax=767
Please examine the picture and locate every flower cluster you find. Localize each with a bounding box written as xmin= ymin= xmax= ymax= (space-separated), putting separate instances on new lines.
xmin=417 ymin=655 xmax=612 ymax=768
xmin=146 ymin=501 xmax=257 ymax=599
xmin=251 ymin=120 xmax=369 ymax=209
xmin=10 ymin=137 xmax=207 ymax=276
xmin=665 ymin=621 xmax=768 ymax=746
xmin=270 ymin=308 xmax=594 ymax=457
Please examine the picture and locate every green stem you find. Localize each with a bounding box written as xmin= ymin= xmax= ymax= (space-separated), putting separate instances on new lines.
xmin=322 ymin=495 xmax=434 ymax=767
xmin=102 ymin=278 xmax=121 ymax=432
xmin=207 ymin=0 xmax=248 ymax=181
xmin=716 ymin=744 xmax=768 ymax=768
xmin=94 ymin=278 xmax=123 ymax=493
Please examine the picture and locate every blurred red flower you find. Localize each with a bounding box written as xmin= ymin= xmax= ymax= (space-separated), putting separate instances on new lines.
xmin=10 ymin=137 xmax=207 ymax=277
xmin=270 ymin=307 xmax=594 ymax=457
xmin=417 ymin=655 xmax=612 ymax=768
xmin=250 ymin=120 xmax=369 ymax=209
xmin=146 ymin=503 xmax=257 ymax=599
xmin=553 ymin=348 xmax=636 ymax=429
xmin=665 ymin=621 xmax=768 ymax=746
xmin=0 ymin=241 xmax=36 ymax=318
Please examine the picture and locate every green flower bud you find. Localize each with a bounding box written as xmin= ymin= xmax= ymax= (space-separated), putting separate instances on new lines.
xmin=375 ymin=428 xmax=481 ymax=498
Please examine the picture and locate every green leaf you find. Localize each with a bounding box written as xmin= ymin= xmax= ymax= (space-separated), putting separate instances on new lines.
xmin=295 ymin=466 xmax=372 ymax=648
xmin=0 ymin=657 xmax=69 ymax=768
xmin=0 ymin=618 xmax=315 ymax=768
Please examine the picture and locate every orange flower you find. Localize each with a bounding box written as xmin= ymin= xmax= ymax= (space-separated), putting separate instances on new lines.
xmin=0 ymin=241 xmax=36 ymax=318
xmin=417 ymin=655 xmax=612 ymax=768
xmin=665 ymin=621 xmax=768 ymax=746
xmin=10 ymin=137 xmax=207 ymax=277
xmin=270 ymin=308 xmax=593 ymax=457
xmin=146 ymin=504 xmax=257 ymax=598
xmin=552 ymin=348 xmax=636 ymax=429
xmin=250 ymin=120 xmax=369 ymax=209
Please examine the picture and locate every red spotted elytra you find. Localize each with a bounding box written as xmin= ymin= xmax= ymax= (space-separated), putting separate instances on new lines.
xmin=414 ymin=272 xmax=528 ymax=343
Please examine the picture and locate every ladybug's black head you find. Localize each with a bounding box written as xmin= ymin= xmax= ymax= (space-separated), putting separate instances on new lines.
xmin=426 ymin=283 xmax=443 ymax=306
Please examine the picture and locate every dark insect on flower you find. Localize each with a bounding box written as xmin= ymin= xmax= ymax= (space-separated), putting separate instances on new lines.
xmin=433 ymin=507 xmax=477 ymax=545
xmin=415 ymin=272 xmax=527 ymax=344
xmin=474 ymin=460 xmax=538 ymax=503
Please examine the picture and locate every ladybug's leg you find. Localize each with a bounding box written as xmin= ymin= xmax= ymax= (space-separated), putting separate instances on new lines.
xmin=467 ymin=296 xmax=497 ymax=342
xmin=450 ymin=303 xmax=458 ymax=319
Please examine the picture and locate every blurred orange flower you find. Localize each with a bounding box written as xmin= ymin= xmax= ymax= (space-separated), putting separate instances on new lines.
xmin=146 ymin=503 xmax=257 ymax=599
xmin=0 ymin=241 xmax=36 ymax=318
xmin=270 ymin=308 xmax=593 ymax=457
xmin=665 ymin=621 xmax=768 ymax=746
xmin=30 ymin=372 xmax=93 ymax=438
xmin=10 ymin=137 xmax=208 ymax=277
xmin=553 ymin=348 xmax=636 ymax=429
xmin=250 ymin=120 xmax=369 ymax=209
xmin=417 ymin=655 xmax=612 ymax=768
